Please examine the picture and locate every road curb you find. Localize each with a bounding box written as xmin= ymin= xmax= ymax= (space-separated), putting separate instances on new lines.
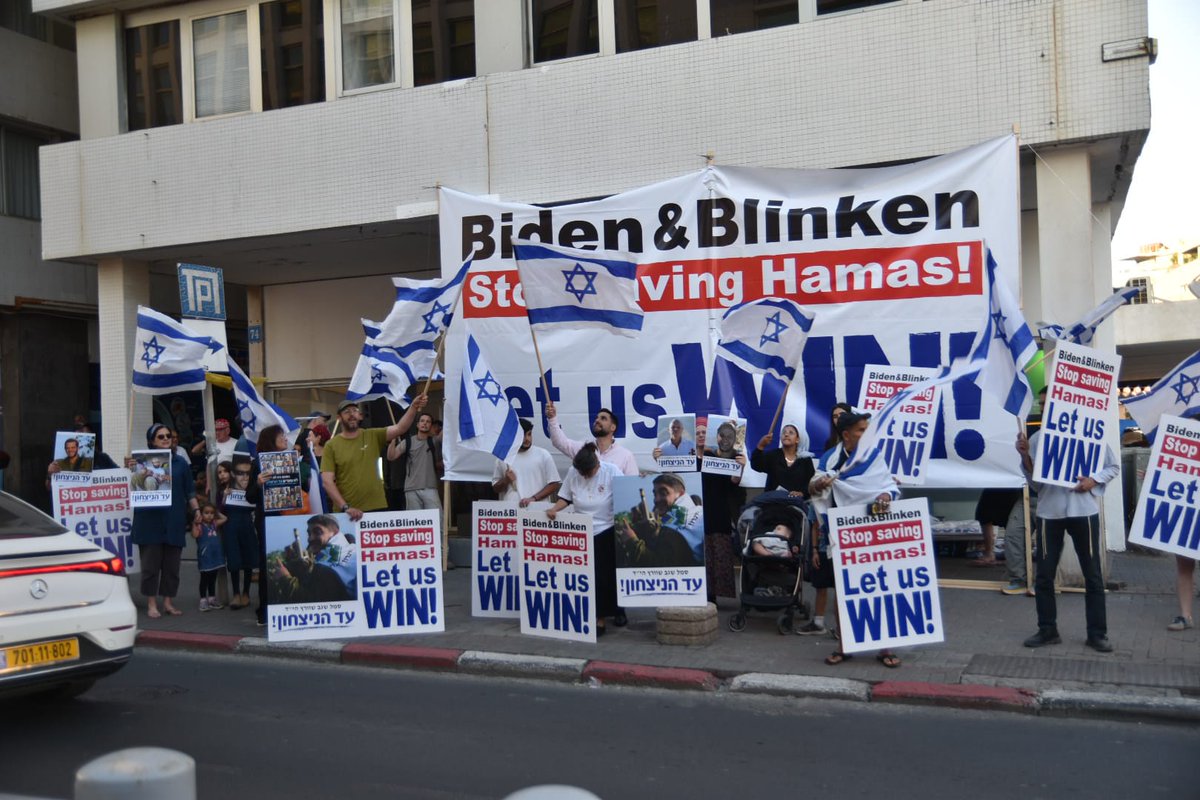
xmin=236 ymin=638 xmax=344 ymax=663
xmin=582 ymin=661 xmax=720 ymax=691
xmin=871 ymin=681 xmax=1039 ymax=713
xmin=729 ymin=673 xmax=871 ymax=702
xmin=1039 ymin=689 xmax=1200 ymax=723
xmin=136 ymin=631 xmax=242 ymax=653
xmin=459 ymin=651 xmax=587 ymax=681
xmin=341 ymin=643 xmax=463 ymax=671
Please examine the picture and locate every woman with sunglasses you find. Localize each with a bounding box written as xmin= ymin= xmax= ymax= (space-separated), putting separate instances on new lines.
xmin=128 ymin=423 xmax=199 ymax=619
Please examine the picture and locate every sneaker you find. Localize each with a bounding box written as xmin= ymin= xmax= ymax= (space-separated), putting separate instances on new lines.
xmin=1001 ymin=581 xmax=1027 ymax=596
xmin=1086 ymin=635 xmax=1114 ymax=653
xmin=208 ymin=600 xmax=224 ymax=610
xmin=795 ymin=621 xmax=826 ymax=636
xmin=1167 ymin=616 xmax=1193 ymax=632
xmin=1023 ymin=628 xmax=1061 ymax=648
xmin=199 ymin=598 xmax=211 ymax=612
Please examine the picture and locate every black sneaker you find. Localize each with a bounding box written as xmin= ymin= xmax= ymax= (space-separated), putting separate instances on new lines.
xmin=1085 ymin=636 xmax=1113 ymax=653
xmin=613 ymin=611 xmax=628 ymax=627
xmin=1023 ymin=628 xmax=1061 ymax=648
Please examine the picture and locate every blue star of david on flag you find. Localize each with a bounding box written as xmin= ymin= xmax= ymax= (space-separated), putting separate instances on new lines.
xmin=1171 ymin=371 xmax=1200 ymax=404
xmin=421 ymin=300 xmax=452 ymax=334
xmin=140 ymin=336 xmax=167 ymax=369
xmin=473 ymin=371 xmax=505 ymax=405
xmin=990 ymin=309 xmax=1008 ymax=340
xmin=1125 ymin=347 xmax=1200 ymax=443
xmin=370 ymin=365 xmax=385 ymax=385
xmin=227 ymin=358 xmax=298 ymax=442
xmin=759 ymin=312 xmax=787 ymax=348
xmin=561 ymin=262 xmax=599 ymax=303
xmin=236 ymin=398 xmax=257 ymax=433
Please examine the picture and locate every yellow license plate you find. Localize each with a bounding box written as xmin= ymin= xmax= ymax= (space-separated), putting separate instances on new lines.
xmin=1 ymin=638 xmax=80 ymax=672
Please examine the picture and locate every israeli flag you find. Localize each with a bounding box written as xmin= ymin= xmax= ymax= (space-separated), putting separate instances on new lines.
xmin=227 ymin=358 xmax=300 ymax=441
xmin=457 ymin=332 xmax=522 ymax=463
xmin=132 ymin=306 xmax=222 ymax=395
xmin=716 ymin=297 xmax=814 ymax=383
xmin=973 ymin=251 xmax=1038 ymax=419
xmin=1038 ymin=285 xmax=1140 ymax=346
xmin=346 ymin=340 xmax=421 ymax=404
xmin=514 ymin=240 xmax=644 ymax=337
xmin=369 ymin=259 xmax=472 ymax=379
xmin=1124 ymin=348 xmax=1200 ymax=441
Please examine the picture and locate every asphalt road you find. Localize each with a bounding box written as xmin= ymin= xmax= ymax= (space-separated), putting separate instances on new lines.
xmin=2 ymin=652 xmax=1197 ymax=800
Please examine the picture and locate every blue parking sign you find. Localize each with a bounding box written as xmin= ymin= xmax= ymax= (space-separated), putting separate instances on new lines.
xmin=177 ymin=263 xmax=226 ymax=320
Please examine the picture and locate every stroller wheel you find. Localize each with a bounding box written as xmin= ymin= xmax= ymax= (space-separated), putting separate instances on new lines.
xmin=728 ymin=613 xmax=747 ymax=632
xmin=776 ymin=613 xmax=794 ymax=635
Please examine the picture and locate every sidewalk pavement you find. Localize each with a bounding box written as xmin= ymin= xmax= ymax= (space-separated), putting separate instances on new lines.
xmin=132 ymin=548 xmax=1200 ymax=723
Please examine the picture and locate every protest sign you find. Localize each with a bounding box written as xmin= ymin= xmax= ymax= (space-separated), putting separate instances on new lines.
xmin=259 ymin=450 xmax=302 ymax=512
xmin=612 ymin=473 xmax=706 ymax=606
xmin=1128 ymin=415 xmax=1200 ymax=559
xmin=700 ymin=414 xmax=746 ymax=477
xmin=440 ymin=136 xmax=1024 ymax=489
xmin=1034 ymin=341 xmax=1121 ymax=489
xmin=50 ymin=469 xmax=135 ymax=572
xmin=518 ymin=509 xmax=595 ymax=642
xmin=265 ymin=510 xmax=444 ymax=642
xmin=857 ymin=365 xmax=940 ymax=485
xmin=654 ymin=413 xmax=697 ymax=471
xmin=472 ymin=501 xmax=521 ymax=617
xmin=829 ymin=498 xmax=943 ymax=654
xmin=224 ymin=455 xmax=254 ymax=507
xmin=128 ymin=450 xmax=172 ymax=507
xmin=52 ymin=431 xmax=96 ymax=478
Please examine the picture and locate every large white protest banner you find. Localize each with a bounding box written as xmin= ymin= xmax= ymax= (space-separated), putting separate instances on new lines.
xmin=266 ymin=510 xmax=443 ymax=642
xmin=518 ymin=509 xmax=596 ymax=643
xmin=439 ymin=136 xmax=1023 ymax=489
xmin=1128 ymin=415 xmax=1200 ymax=559
xmin=472 ymin=501 xmax=521 ymax=618
xmin=613 ymin=473 xmax=706 ymax=607
xmin=1034 ymin=341 xmax=1121 ymax=490
xmin=829 ymin=498 xmax=943 ymax=654
xmin=50 ymin=469 xmax=136 ymax=572
xmin=857 ymin=365 xmax=940 ymax=485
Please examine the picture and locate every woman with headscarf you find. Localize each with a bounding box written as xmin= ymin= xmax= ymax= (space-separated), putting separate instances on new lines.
xmin=751 ymin=422 xmax=816 ymax=497
xmin=545 ymin=444 xmax=623 ymax=635
xmin=128 ymin=423 xmax=199 ymax=619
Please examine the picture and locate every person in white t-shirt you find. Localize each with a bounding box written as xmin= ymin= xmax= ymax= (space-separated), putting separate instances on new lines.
xmin=211 ymin=418 xmax=238 ymax=463
xmin=492 ymin=419 xmax=561 ymax=507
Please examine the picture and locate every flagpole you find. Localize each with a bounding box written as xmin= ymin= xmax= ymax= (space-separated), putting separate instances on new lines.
xmin=125 ymin=386 xmax=136 ymax=459
xmin=420 ymin=257 xmax=470 ymax=397
xmin=512 ymin=260 xmax=553 ymax=404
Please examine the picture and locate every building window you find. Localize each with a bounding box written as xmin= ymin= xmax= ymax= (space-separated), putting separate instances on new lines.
xmin=614 ymin=0 xmax=696 ymax=53
xmin=193 ymin=12 xmax=251 ymax=118
xmin=341 ymin=0 xmax=395 ymax=90
xmin=532 ymin=0 xmax=598 ymax=62
xmin=0 ymin=0 xmax=75 ymax=51
xmin=260 ymin=0 xmax=326 ymax=109
xmin=1124 ymin=277 xmax=1149 ymax=305
xmin=412 ymin=0 xmax=475 ymax=86
xmin=0 ymin=127 xmax=46 ymax=220
xmin=709 ymin=0 xmax=796 ymax=37
xmin=817 ymin=0 xmax=897 ymax=15
xmin=126 ymin=21 xmax=184 ymax=131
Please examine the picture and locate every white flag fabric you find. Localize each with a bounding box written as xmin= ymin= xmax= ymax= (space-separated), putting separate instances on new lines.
xmin=346 ymin=340 xmax=422 ymax=404
xmin=1038 ymin=285 xmax=1140 ymax=346
xmin=975 ymin=250 xmax=1038 ymax=419
xmin=716 ymin=297 xmax=814 ymax=383
xmin=369 ymin=259 xmax=471 ymax=380
xmin=514 ymin=240 xmax=644 ymax=337
xmin=228 ymin=358 xmax=300 ymax=442
xmin=457 ymin=332 xmax=522 ymax=463
xmin=1124 ymin=348 xmax=1200 ymax=441
xmin=132 ymin=306 xmax=222 ymax=395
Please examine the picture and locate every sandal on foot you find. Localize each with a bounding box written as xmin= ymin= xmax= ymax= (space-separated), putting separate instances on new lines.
xmin=876 ymin=651 xmax=901 ymax=668
xmin=825 ymin=651 xmax=852 ymax=666
xmin=164 ymin=607 xmax=183 ymax=616
xmin=147 ymin=607 xmax=162 ymax=619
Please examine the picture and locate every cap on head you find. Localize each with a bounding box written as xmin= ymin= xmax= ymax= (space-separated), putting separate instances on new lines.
xmin=337 ymin=399 xmax=359 ymax=414
xmin=215 ymin=418 xmax=230 ymax=431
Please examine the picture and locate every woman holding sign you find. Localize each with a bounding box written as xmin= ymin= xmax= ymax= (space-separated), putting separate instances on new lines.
xmin=546 ymin=444 xmax=623 ymax=636
xmin=128 ymin=423 xmax=199 ymax=619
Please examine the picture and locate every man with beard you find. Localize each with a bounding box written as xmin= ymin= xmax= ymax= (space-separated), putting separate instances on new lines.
xmin=492 ymin=418 xmax=561 ymax=507
xmin=618 ymin=473 xmax=704 ymax=568
xmin=545 ymin=403 xmax=638 ymax=477
xmin=322 ymin=395 xmax=427 ymax=521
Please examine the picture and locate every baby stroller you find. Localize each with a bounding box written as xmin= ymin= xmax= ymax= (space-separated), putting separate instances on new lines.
xmin=728 ymin=491 xmax=811 ymax=634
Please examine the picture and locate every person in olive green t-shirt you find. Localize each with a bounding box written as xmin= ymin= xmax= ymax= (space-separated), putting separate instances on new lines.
xmin=321 ymin=395 xmax=427 ymax=520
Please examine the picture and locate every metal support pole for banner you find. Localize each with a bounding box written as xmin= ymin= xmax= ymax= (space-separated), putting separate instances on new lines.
xmin=442 ymin=479 xmax=451 ymax=572
xmin=125 ymin=387 xmax=137 ymax=459
xmin=1023 ymin=483 xmax=1034 ymax=595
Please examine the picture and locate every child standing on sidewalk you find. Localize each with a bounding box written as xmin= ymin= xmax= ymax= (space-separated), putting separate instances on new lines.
xmin=192 ymin=500 xmax=227 ymax=611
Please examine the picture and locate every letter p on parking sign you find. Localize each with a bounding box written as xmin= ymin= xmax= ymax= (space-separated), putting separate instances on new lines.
xmin=177 ymin=263 xmax=226 ymax=320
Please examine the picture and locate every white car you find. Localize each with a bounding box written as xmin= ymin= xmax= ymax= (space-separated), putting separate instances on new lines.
xmin=0 ymin=492 xmax=137 ymax=698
